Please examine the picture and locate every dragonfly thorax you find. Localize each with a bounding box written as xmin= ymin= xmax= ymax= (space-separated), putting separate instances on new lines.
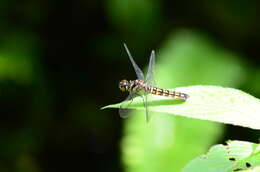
xmin=119 ymin=79 xmax=130 ymax=92
xmin=119 ymin=79 xmax=146 ymax=94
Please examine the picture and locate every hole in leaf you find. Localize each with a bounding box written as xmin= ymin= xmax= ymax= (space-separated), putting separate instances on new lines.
xmin=246 ymin=162 xmax=252 ymax=168
xmin=229 ymin=157 xmax=236 ymax=161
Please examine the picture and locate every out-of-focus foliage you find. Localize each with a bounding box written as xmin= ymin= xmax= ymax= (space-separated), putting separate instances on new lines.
xmin=156 ymin=31 xmax=245 ymax=87
xmin=106 ymin=0 xmax=161 ymax=30
xmin=120 ymin=31 xmax=246 ymax=172
xmin=105 ymin=0 xmax=163 ymax=50
xmin=198 ymin=1 xmax=258 ymax=40
xmin=250 ymin=70 xmax=260 ymax=96
xmin=0 ymin=33 xmax=38 ymax=84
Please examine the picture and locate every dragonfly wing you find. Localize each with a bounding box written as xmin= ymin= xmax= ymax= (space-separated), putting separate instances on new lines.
xmin=145 ymin=50 xmax=156 ymax=86
xmin=142 ymin=94 xmax=150 ymax=122
xmin=123 ymin=43 xmax=145 ymax=80
xmin=119 ymin=93 xmax=140 ymax=118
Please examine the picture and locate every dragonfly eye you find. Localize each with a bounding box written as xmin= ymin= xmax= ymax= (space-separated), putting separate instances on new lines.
xmin=119 ymin=80 xmax=129 ymax=92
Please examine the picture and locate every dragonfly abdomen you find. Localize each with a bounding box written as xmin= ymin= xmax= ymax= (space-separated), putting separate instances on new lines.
xmin=145 ymin=85 xmax=188 ymax=100
xmin=129 ymin=80 xmax=189 ymax=100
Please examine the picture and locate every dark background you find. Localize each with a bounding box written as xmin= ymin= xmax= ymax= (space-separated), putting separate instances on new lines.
xmin=0 ymin=0 xmax=259 ymax=171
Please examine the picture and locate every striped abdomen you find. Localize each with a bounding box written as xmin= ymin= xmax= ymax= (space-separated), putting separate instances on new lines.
xmin=144 ymin=85 xmax=189 ymax=100
xmin=132 ymin=79 xmax=189 ymax=100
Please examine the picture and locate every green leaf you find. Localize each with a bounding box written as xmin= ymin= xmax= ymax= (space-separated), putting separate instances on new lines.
xmin=183 ymin=140 xmax=260 ymax=172
xmin=241 ymin=166 xmax=260 ymax=172
xmin=102 ymin=85 xmax=260 ymax=130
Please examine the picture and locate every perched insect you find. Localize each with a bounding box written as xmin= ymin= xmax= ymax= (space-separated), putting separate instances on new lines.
xmin=119 ymin=44 xmax=189 ymax=121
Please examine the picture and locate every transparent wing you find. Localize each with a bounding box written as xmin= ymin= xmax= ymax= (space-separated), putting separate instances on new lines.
xmin=119 ymin=93 xmax=140 ymax=118
xmin=145 ymin=50 xmax=156 ymax=86
xmin=142 ymin=94 xmax=150 ymax=122
xmin=123 ymin=43 xmax=145 ymax=80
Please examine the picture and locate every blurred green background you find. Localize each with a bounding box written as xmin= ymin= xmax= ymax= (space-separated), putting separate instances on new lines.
xmin=0 ymin=0 xmax=259 ymax=172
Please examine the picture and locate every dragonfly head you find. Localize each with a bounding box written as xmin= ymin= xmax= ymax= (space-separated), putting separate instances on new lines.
xmin=119 ymin=79 xmax=129 ymax=92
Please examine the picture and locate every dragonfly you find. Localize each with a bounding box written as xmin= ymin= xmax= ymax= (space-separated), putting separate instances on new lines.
xmin=119 ymin=43 xmax=189 ymax=121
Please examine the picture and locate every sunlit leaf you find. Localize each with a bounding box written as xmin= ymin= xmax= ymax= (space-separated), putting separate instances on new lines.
xmin=102 ymin=85 xmax=260 ymax=130
xmin=183 ymin=140 xmax=260 ymax=172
